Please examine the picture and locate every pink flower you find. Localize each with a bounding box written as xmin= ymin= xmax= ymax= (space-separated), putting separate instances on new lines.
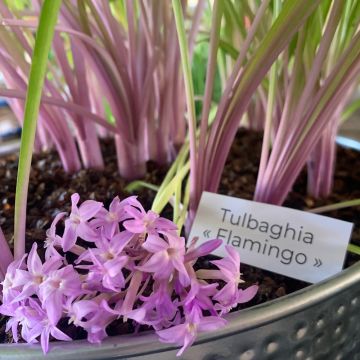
xmin=78 ymin=249 xmax=128 ymax=292
xmin=123 ymin=203 xmax=177 ymax=234
xmin=157 ymin=309 xmax=226 ymax=356
xmin=12 ymin=243 xmax=62 ymax=302
xmin=44 ymin=212 xmax=66 ymax=259
xmin=39 ymin=265 xmax=82 ymax=323
xmin=100 ymin=299 xmax=146 ymax=324
xmin=91 ymin=196 xmax=139 ymax=236
xmin=212 ymin=246 xmax=258 ymax=309
xmin=77 ymin=229 xmax=133 ymax=264
xmin=3 ymin=298 xmax=71 ymax=353
xmin=2 ymin=300 xmax=40 ymax=343
xmin=137 ymin=231 xmax=190 ymax=285
xmin=140 ymin=281 xmax=179 ymax=329
xmin=66 ymin=298 xmax=115 ymax=344
xmin=0 ymin=194 xmax=259 ymax=356
xmin=1 ymin=254 xmax=27 ymax=301
xmin=183 ymin=280 xmax=218 ymax=315
xmin=66 ymin=298 xmax=100 ymax=328
xmin=23 ymin=299 xmax=71 ymax=353
xmin=61 ymin=193 xmax=103 ymax=251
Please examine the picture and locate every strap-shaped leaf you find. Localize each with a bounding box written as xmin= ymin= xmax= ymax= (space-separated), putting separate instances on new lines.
xmin=14 ymin=0 xmax=61 ymax=259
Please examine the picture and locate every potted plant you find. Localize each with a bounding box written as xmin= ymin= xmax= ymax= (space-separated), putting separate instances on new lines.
xmin=0 ymin=0 xmax=360 ymax=359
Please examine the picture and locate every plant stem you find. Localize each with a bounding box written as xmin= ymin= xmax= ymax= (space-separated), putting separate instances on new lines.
xmin=14 ymin=0 xmax=61 ymax=259
xmin=348 ymin=244 xmax=360 ymax=256
xmin=309 ymin=199 xmax=360 ymax=214
xmin=172 ymin=0 xmax=197 ymax=222
xmin=197 ymin=0 xmax=223 ymax=209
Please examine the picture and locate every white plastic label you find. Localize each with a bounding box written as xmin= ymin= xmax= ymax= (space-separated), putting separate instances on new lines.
xmin=189 ymin=192 xmax=353 ymax=283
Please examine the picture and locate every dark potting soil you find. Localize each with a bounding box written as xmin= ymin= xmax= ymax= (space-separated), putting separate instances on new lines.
xmin=0 ymin=128 xmax=359 ymax=343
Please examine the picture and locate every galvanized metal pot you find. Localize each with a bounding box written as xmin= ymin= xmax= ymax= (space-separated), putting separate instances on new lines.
xmin=1 ymin=259 xmax=360 ymax=360
xmin=1 ymin=137 xmax=360 ymax=359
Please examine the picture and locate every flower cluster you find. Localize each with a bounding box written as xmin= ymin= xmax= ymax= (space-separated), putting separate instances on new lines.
xmin=0 ymin=194 xmax=258 ymax=355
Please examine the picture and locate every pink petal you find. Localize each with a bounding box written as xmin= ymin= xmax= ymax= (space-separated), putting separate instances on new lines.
xmin=44 ymin=292 xmax=63 ymax=324
xmin=126 ymin=307 xmax=146 ymax=323
xmin=12 ymin=268 xmax=32 ymax=288
xmin=164 ymin=231 xmax=183 ymax=248
xmin=79 ymin=200 xmax=103 ymax=220
xmin=62 ymin=222 xmax=78 ymax=252
xmin=49 ymin=212 xmax=66 ymax=233
xmin=77 ymin=222 xmax=99 ymax=242
xmin=212 ymin=282 xmax=236 ymax=304
xmin=70 ymin=193 xmax=80 ymax=215
xmin=27 ymin=243 xmax=42 ymax=274
xmin=155 ymin=217 xmax=178 ymax=231
xmin=12 ymin=284 xmax=36 ymax=302
xmin=142 ymin=234 xmax=168 ymax=253
xmin=42 ymin=257 xmax=62 ymax=273
xmin=212 ymin=258 xmax=237 ymax=276
xmin=122 ymin=196 xmax=143 ymax=209
xmin=185 ymin=239 xmax=222 ymax=262
xmin=197 ymin=316 xmax=227 ymax=332
xmin=40 ymin=327 xmax=50 ymax=354
xmin=137 ymin=252 xmax=169 ymax=273
xmin=124 ymin=205 xmax=144 ymax=219
xmin=236 ymin=285 xmax=258 ymax=304
xmin=7 ymin=319 xmax=18 ymax=342
xmin=50 ymin=326 xmax=72 ymax=342
xmin=72 ymin=299 xmax=99 ymax=320
xmin=157 ymin=323 xmax=187 ymax=344
xmin=172 ymin=257 xmax=190 ymax=285
xmin=123 ymin=219 xmax=145 ymax=233
xmin=225 ymin=245 xmax=240 ymax=264
xmin=108 ymin=196 xmax=120 ymax=213
xmin=105 ymin=257 xmax=127 ymax=277
xmin=111 ymin=231 xmax=133 ymax=253
xmin=177 ymin=332 xmax=196 ymax=356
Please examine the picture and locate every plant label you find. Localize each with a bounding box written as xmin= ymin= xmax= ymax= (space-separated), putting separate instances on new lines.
xmin=189 ymin=192 xmax=354 ymax=283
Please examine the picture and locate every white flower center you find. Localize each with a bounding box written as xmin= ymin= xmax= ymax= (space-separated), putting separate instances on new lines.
xmin=187 ymin=323 xmax=197 ymax=335
xmin=71 ymin=214 xmax=81 ymax=225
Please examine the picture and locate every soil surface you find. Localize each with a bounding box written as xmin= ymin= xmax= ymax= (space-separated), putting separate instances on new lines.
xmin=1 ymin=128 xmax=359 ymax=343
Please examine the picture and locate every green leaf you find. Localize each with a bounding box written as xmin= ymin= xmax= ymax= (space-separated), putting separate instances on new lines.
xmin=125 ymin=181 xmax=159 ymax=193
xmin=348 ymin=244 xmax=360 ymax=256
xmin=172 ymin=0 xmax=198 ymax=210
xmin=13 ymin=0 xmax=61 ymax=259
xmin=151 ymin=162 xmax=190 ymax=215
xmin=341 ymin=98 xmax=360 ymax=123
xmin=309 ymin=199 xmax=360 ymax=214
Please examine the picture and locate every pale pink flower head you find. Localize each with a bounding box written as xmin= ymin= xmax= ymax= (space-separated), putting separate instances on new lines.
xmin=0 ymin=194 xmax=259 ymax=356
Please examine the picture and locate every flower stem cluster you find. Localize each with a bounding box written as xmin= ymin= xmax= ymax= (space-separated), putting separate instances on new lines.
xmin=0 ymin=194 xmax=257 ymax=355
